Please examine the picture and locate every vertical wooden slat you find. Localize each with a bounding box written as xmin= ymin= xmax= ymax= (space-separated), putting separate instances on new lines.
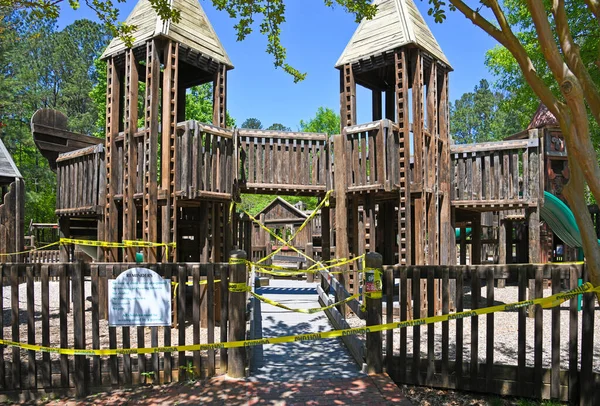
xmin=27 ymin=264 xmax=36 ymax=389
xmin=412 ymin=267 xmax=421 ymax=385
xmin=163 ymin=264 xmax=173 ymax=383
xmin=91 ymin=264 xmax=101 ymax=387
xmin=207 ymin=264 xmax=216 ymax=377
xmin=579 ymin=278 xmax=594 ymax=406
xmin=399 ymin=266 xmax=407 ymax=382
xmin=108 ymin=265 xmax=118 ymax=386
xmin=455 ymin=266 xmax=464 ymax=390
xmin=534 ymin=266 xmax=543 ymax=399
xmin=193 ymin=265 xmax=201 ymax=377
xmin=385 ymin=267 xmax=393 ymax=373
xmin=178 ymin=265 xmax=187 ymax=381
xmin=59 ymin=264 xmax=68 ymax=388
xmin=568 ymin=266 xmax=579 ymax=403
xmin=151 ymin=325 xmax=159 ymax=382
xmin=10 ymin=264 xmax=20 ymax=389
xmin=220 ymin=264 xmax=229 ymax=374
xmin=550 ymin=266 xmax=560 ymax=400
xmin=73 ymin=263 xmax=86 ymax=396
xmin=470 ymin=268 xmax=480 ymax=385
xmin=426 ymin=268 xmax=435 ymax=385
xmin=486 ymin=267 xmax=494 ymax=392
xmin=517 ymin=265 xmax=527 ymax=397
xmin=41 ymin=265 xmax=50 ymax=390
xmin=441 ymin=267 xmax=449 ymax=387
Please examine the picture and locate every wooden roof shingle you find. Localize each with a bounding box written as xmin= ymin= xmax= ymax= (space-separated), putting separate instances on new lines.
xmin=336 ymin=0 xmax=451 ymax=69
xmin=0 ymin=137 xmax=22 ymax=180
xmin=101 ymin=0 xmax=233 ymax=68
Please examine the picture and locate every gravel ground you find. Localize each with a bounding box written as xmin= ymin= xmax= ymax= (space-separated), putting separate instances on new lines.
xmin=2 ymin=281 xmax=220 ymax=365
xmin=345 ymin=283 xmax=600 ymax=373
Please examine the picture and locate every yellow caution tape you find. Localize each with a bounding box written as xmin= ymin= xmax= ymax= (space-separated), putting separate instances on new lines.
xmin=229 ymin=282 xmax=251 ymax=293
xmin=60 ymin=238 xmax=176 ymax=259
xmin=0 ymin=242 xmax=60 ymax=257
xmin=1 ymin=283 xmax=598 ymax=356
xmin=249 ymin=290 xmax=361 ymax=314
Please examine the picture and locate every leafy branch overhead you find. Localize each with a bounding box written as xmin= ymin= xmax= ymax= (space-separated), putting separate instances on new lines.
xmin=4 ymin=0 xmax=375 ymax=83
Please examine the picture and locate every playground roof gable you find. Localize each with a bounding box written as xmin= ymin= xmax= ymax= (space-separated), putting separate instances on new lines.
xmin=336 ymin=0 xmax=451 ymax=69
xmin=256 ymin=197 xmax=309 ymax=223
xmin=0 ymin=137 xmax=22 ymax=181
xmin=101 ymin=0 xmax=233 ymax=68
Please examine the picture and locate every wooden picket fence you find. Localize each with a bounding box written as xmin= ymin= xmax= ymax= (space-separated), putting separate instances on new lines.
xmin=0 ymin=261 xmax=247 ymax=397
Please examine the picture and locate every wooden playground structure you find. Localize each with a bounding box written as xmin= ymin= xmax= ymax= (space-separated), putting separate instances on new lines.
xmin=0 ymin=0 xmax=597 ymax=403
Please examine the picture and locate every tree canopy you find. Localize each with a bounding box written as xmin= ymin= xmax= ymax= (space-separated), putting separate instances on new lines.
xmin=299 ymin=107 xmax=340 ymax=135
xmin=450 ymin=79 xmax=520 ymax=144
xmin=241 ymin=118 xmax=263 ymax=129
xmin=5 ymin=0 xmax=376 ymax=83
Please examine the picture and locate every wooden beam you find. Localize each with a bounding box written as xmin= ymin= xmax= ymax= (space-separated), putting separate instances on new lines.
xmin=104 ymin=58 xmax=121 ymax=261
xmin=333 ymin=133 xmax=349 ymax=317
xmin=213 ymin=64 xmax=227 ymax=127
xmin=396 ymin=48 xmax=411 ymax=266
xmin=412 ymin=49 xmax=426 ymax=265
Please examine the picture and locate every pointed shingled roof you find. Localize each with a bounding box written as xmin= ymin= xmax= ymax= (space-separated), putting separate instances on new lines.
xmin=101 ymin=0 xmax=233 ymax=68
xmin=336 ymin=0 xmax=451 ymax=69
xmin=0 ymin=137 xmax=22 ymax=180
xmin=528 ymin=103 xmax=558 ymax=130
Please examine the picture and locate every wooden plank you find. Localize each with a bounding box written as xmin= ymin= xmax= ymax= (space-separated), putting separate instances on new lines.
xmin=107 ymin=265 xmax=118 ymax=386
xmin=59 ymin=264 xmax=68 ymax=388
xmin=399 ymin=263 xmax=408 ymax=383
xmin=163 ymin=264 xmax=173 ymax=383
xmin=551 ymin=266 xmax=560 ymax=400
xmin=449 ymin=139 xmax=535 ymax=153
xmin=455 ymin=266 xmax=464 ymax=390
xmin=385 ymin=267 xmax=394 ymax=373
xmin=220 ymin=264 xmax=229 ymax=374
xmin=441 ymin=267 xmax=449 ymax=387
xmin=193 ymin=264 xmax=201 ymax=377
xmin=41 ymin=265 xmax=51 ymax=389
xmin=470 ymin=267 xmax=480 ymax=383
xmin=178 ymin=265 xmax=187 ymax=381
xmin=579 ymin=277 xmax=595 ymax=406
xmin=517 ymin=265 xmax=527 ymax=397
xmin=412 ymin=267 xmax=421 ymax=385
xmin=426 ymin=267 xmax=435 ymax=385
xmin=207 ymin=264 xmax=216 ymax=376
xmin=486 ymin=267 xmax=494 ymax=392
xmin=534 ymin=266 xmax=543 ymax=398
xmin=27 ymin=265 xmax=36 ymax=389
xmin=568 ymin=266 xmax=579 ymax=403
xmin=91 ymin=265 xmax=101 ymax=387
xmin=72 ymin=263 xmax=86 ymax=396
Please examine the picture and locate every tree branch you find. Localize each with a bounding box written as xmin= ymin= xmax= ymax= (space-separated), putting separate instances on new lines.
xmin=583 ymin=0 xmax=600 ymax=25
xmin=450 ymin=0 xmax=562 ymax=118
xmin=553 ymin=0 xmax=600 ymax=127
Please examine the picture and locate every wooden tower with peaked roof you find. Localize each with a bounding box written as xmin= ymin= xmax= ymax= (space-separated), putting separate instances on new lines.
xmin=334 ymin=0 xmax=454 ymax=269
xmin=101 ymin=0 xmax=234 ymax=263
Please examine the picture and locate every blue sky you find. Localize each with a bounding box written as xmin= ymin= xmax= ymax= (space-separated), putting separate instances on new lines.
xmin=58 ymin=0 xmax=499 ymax=130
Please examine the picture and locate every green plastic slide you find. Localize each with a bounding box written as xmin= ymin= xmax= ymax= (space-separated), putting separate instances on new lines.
xmin=540 ymin=191 xmax=600 ymax=248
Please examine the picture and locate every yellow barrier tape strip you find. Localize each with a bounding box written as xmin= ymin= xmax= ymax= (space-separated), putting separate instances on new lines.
xmin=229 ymin=282 xmax=251 ymax=293
xmin=2 ymin=283 xmax=597 ymax=356
xmin=60 ymin=238 xmax=176 ymax=259
xmin=249 ymin=291 xmax=360 ymax=314
xmin=0 ymin=242 xmax=60 ymax=257
xmin=234 ymin=191 xmax=333 ymax=266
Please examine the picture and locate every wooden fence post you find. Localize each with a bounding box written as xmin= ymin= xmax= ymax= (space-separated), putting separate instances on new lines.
xmin=306 ymin=243 xmax=314 ymax=282
xmin=365 ymin=252 xmax=383 ymax=374
xmin=228 ymin=249 xmax=247 ymax=378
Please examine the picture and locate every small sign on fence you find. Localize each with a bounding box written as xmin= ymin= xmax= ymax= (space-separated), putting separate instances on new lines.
xmin=108 ymin=267 xmax=171 ymax=327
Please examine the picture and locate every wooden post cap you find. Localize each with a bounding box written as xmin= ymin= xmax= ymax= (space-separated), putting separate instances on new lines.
xmin=365 ymin=252 xmax=383 ymax=269
xmin=230 ymin=250 xmax=247 ymax=261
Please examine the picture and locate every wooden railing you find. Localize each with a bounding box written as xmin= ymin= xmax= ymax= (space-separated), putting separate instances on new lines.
xmin=28 ymin=250 xmax=60 ymax=263
xmin=374 ymin=263 xmax=597 ymax=404
xmin=341 ymin=119 xmax=399 ymax=193
xmin=238 ymin=129 xmax=330 ymax=195
xmin=55 ymin=144 xmax=104 ymax=216
xmin=0 ymin=261 xmax=247 ymax=395
xmin=176 ymin=121 xmax=235 ymax=200
xmin=450 ymin=137 xmax=543 ymax=210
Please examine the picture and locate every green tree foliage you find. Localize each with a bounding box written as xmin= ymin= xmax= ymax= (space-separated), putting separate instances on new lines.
xmin=0 ymin=12 xmax=109 ymax=225
xmin=266 ymin=123 xmax=290 ymax=131
xmin=299 ymin=107 xmax=340 ymax=135
xmin=5 ymin=0 xmax=375 ymax=82
xmin=450 ymin=79 xmax=521 ymax=144
xmin=241 ymin=118 xmax=263 ymax=129
xmin=239 ymin=194 xmax=317 ymax=216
